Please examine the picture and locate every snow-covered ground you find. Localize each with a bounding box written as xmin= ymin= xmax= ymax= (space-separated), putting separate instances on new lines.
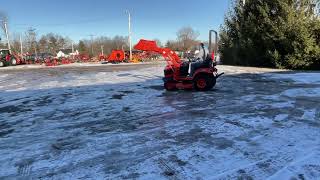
xmin=0 ymin=64 xmax=319 ymax=179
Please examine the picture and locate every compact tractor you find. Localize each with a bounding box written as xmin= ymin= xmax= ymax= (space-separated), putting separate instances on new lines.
xmin=134 ymin=30 xmax=223 ymax=91
xmin=0 ymin=49 xmax=18 ymax=67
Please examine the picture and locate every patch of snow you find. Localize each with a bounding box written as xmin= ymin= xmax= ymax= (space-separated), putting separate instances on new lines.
xmin=0 ymin=66 xmax=164 ymax=91
xmin=271 ymin=101 xmax=295 ymax=108
xmin=267 ymin=73 xmax=320 ymax=84
xmin=0 ymin=74 xmax=9 ymax=78
xmin=301 ymin=109 xmax=317 ymax=121
xmin=240 ymin=95 xmax=257 ymax=101
xmin=160 ymin=107 xmax=176 ymax=113
xmin=267 ymin=151 xmax=320 ymax=180
xmin=282 ymin=88 xmax=320 ymax=98
xmin=274 ymin=114 xmax=289 ymax=121
xmin=261 ymin=95 xmax=281 ymax=101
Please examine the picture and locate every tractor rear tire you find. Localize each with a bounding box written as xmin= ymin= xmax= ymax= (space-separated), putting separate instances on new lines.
xmin=194 ymin=74 xmax=215 ymax=91
xmin=10 ymin=58 xmax=17 ymax=66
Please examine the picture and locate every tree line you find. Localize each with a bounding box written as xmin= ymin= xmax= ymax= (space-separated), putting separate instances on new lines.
xmin=0 ymin=11 xmax=201 ymax=57
xmin=219 ymin=0 xmax=320 ymax=70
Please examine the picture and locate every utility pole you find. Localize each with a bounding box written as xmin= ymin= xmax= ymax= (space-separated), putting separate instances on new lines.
xmin=101 ymin=45 xmax=104 ymax=55
xmin=3 ymin=20 xmax=11 ymax=53
xmin=71 ymin=42 xmax=74 ymax=53
xmin=20 ymin=33 xmax=23 ymax=58
xmin=125 ymin=10 xmax=132 ymax=61
xmin=89 ymin=34 xmax=95 ymax=56
xmin=27 ymin=27 xmax=37 ymax=57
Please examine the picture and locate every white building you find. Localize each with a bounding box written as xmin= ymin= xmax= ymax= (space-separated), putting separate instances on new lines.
xmin=56 ymin=49 xmax=79 ymax=58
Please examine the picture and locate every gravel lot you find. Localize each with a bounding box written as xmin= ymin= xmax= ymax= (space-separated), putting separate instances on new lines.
xmin=0 ymin=63 xmax=319 ymax=179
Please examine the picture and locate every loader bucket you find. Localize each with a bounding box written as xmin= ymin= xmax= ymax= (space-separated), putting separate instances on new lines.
xmin=134 ymin=39 xmax=159 ymax=51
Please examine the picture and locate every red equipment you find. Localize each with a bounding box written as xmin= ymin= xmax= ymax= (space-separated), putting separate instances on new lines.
xmin=61 ymin=57 xmax=71 ymax=65
xmin=45 ymin=58 xmax=58 ymax=66
xmin=0 ymin=49 xmax=18 ymax=67
xmin=74 ymin=54 xmax=90 ymax=62
xmin=107 ymin=50 xmax=125 ymax=63
xmin=134 ymin=30 xmax=223 ymax=91
xmin=99 ymin=53 xmax=107 ymax=61
xmin=14 ymin=54 xmax=26 ymax=65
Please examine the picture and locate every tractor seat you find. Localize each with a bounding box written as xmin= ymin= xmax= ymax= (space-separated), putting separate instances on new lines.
xmin=179 ymin=61 xmax=189 ymax=76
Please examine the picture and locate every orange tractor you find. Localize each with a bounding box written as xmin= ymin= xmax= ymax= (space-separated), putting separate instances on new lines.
xmin=134 ymin=30 xmax=223 ymax=91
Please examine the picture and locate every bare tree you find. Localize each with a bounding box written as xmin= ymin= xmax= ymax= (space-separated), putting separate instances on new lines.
xmin=0 ymin=12 xmax=10 ymax=50
xmin=10 ymin=33 xmax=21 ymax=53
xmin=165 ymin=40 xmax=180 ymax=50
xmin=82 ymin=35 xmax=129 ymax=56
xmin=38 ymin=35 xmax=48 ymax=53
xmin=0 ymin=11 xmax=8 ymax=35
xmin=25 ymin=27 xmax=37 ymax=54
xmin=153 ymin=39 xmax=162 ymax=47
xmin=112 ymin=36 xmax=128 ymax=50
xmin=176 ymin=27 xmax=200 ymax=51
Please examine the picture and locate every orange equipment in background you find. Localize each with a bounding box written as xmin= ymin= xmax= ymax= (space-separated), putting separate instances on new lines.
xmin=107 ymin=50 xmax=125 ymax=63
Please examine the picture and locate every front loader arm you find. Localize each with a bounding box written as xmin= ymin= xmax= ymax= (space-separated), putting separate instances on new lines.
xmin=134 ymin=39 xmax=181 ymax=68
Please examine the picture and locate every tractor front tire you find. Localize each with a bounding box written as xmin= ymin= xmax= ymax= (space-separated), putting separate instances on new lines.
xmin=194 ymin=74 xmax=215 ymax=91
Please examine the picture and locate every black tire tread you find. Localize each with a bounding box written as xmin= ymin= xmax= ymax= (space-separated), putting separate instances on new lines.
xmin=194 ymin=74 xmax=215 ymax=91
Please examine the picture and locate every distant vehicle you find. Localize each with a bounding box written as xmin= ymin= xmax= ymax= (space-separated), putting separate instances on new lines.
xmin=0 ymin=49 xmax=17 ymax=67
xmin=25 ymin=53 xmax=53 ymax=64
xmin=38 ymin=53 xmax=54 ymax=60
xmin=29 ymin=54 xmax=39 ymax=63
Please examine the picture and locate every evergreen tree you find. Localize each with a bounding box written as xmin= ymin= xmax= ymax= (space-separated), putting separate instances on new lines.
xmin=78 ymin=40 xmax=87 ymax=54
xmin=219 ymin=0 xmax=320 ymax=69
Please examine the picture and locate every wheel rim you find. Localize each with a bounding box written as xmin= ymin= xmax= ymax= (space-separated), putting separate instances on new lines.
xmin=12 ymin=59 xmax=17 ymax=65
xmin=197 ymin=79 xmax=207 ymax=89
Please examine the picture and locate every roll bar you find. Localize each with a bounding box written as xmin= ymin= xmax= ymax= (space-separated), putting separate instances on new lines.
xmin=209 ymin=30 xmax=218 ymax=61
